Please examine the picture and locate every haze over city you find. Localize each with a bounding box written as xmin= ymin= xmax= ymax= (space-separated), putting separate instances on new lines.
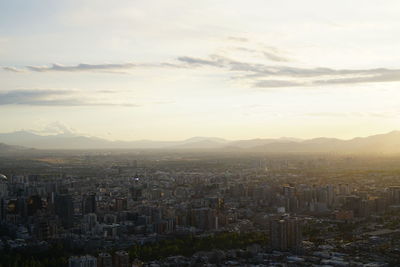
xmin=2 ymin=0 xmax=400 ymax=140
xmin=3 ymin=1 xmax=400 ymax=267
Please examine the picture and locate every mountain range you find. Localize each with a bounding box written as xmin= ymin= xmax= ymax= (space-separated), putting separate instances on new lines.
xmin=0 ymin=130 xmax=400 ymax=154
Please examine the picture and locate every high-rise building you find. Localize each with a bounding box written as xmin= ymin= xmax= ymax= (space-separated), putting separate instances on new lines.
xmin=283 ymin=186 xmax=298 ymax=213
xmin=114 ymin=250 xmax=130 ymax=267
xmin=388 ymin=186 xmax=400 ymax=205
xmin=114 ymin=197 xmax=127 ymax=211
xmin=190 ymin=208 xmax=218 ymax=230
xmin=0 ymin=174 xmax=8 ymax=198
xmin=27 ymin=195 xmax=43 ymax=216
xmin=269 ymin=216 xmax=302 ymax=253
xmin=55 ymin=194 xmax=74 ymax=229
xmin=82 ymin=193 xmax=96 ymax=214
xmin=97 ymin=252 xmax=112 ymax=267
xmin=0 ymin=198 xmax=6 ymax=221
xmin=130 ymin=186 xmax=142 ymax=201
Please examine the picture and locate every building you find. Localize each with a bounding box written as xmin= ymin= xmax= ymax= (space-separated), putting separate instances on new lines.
xmin=190 ymin=208 xmax=218 ymax=230
xmin=269 ymin=216 xmax=303 ymax=253
xmin=114 ymin=197 xmax=127 ymax=211
xmin=68 ymin=255 xmax=97 ymax=267
xmin=0 ymin=174 xmax=8 ymax=198
xmin=334 ymin=210 xmax=354 ymax=221
xmin=55 ymin=194 xmax=74 ymax=229
xmin=114 ymin=250 xmax=130 ymax=267
xmin=97 ymin=252 xmax=112 ymax=267
xmin=82 ymin=193 xmax=97 ymax=214
xmin=388 ymin=186 xmax=400 ymax=205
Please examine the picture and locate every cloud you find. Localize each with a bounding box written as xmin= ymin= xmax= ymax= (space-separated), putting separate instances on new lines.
xmin=262 ymin=51 xmax=290 ymax=62
xmin=3 ymin=61 xmax=184 ymax=73
xmin=25 ymin=63 xmax=137 ymax=72
xmin=227 ymin=36 xmax=249 ymax=42
xmin=27 ymin=121 xmax=82 ymax=136
xmin=305 ymin=111 xmax=400 ymax=118
xmin=177 ymin=56 xmax=224 ymax=67
xmin=0 ymin=89 xmax=139 ymax=107
xmin=42 ymin=121 xmax=75 ymax=135
xmin=313 ymin=71 xmax=400 ymax=85
xmin=234 ymin=46 xmax=290 ymax=62
xmin=174 ymin=54 xmax=400 ymax=87
xmin=0 ymin=89 xmax=69 ymax=105
xmin=4 ymin=46 xmax=400 ymax=88
xmin=2 ymin=66 xmax=24 ymax=72
xmin=253 ymin=80 xmax=303 ymax=88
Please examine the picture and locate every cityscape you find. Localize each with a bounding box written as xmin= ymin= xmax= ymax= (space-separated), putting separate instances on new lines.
xmin=1 ymin=147 xmax=400 ymax=266
xmin=2 ymin=0 xmax=400 ymax=266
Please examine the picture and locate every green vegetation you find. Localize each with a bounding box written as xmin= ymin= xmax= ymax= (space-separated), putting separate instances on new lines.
xmin=129 ymin=231 xmax=268 ymax=261
xmin=0 ymin=232 xmax=267 ymax=266
xmin=0 ymin=244 xmax=67 ymax=267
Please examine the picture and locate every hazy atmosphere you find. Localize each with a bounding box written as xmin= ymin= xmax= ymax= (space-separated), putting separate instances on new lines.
xmin=3 ymin=2 xmax=400 ymax=267
xmin=2 ymin=0 xmax=400 ymax=140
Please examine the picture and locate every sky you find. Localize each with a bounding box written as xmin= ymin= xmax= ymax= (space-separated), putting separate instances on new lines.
xmin=1 ymin=0 xmax=400 ymax=141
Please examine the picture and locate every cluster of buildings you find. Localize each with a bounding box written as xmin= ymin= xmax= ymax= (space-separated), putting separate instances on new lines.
xmin=69 ymin=250 xmax=130 ymax=267
xmin=0 ymin=155 xmax=399 ymax=265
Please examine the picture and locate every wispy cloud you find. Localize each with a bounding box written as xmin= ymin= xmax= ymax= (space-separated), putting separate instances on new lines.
xmin=305 ymin=111 xmax=400 ymax=118
xmin=175 ymin=55 xmax=400 ymax=88
xmin=25 ymin=63 xmax=137 ymax=73
xmin=3 ymin=45 xmax=400 ymax=88
xmin=3 ymin=61 xmax=185 ymax=73
xmin=234 ymin=46 xmax=290 ymax=62
xmin=227 ymin=36 xmax=249 ymax=42
xmin=177 ymin=56 xmax=224 ymax=67
xmin=0 ymin=89 xmax=139 ymax=107
xmin=253 ymin=80 xmax=303 ymax=88
xmin=32 ymin=121 xmax=77 ymax=135
xmin=2 ymin=66 xmax=25 ymax=72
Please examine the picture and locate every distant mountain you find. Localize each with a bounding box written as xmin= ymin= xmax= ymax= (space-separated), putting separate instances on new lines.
xmin=0 ymin=142 xmax=29 ymax=154
xmin=0 ymin=130 xmax=400 ymax=153
xmin=0 ymin=131 xmax=229 ymax=150
xmin=171 ymin=140 xmax=228 ymax=149
xmin=182 ymin=136 xmax=228 ymax=144
xmin=0 ymin=131 xmax=116 ymax=150
xmin=228 ymin=137 xmax=302 ymax=148
xmin=250 ymin=131 xmax=400 ymax=154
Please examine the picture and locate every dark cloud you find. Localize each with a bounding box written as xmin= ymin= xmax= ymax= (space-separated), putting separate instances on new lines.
xmin=0 ymin=89 xmax=139 ymax=107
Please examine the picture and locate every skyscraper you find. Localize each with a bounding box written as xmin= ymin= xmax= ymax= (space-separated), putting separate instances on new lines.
xmin=114 ymin=250 xmax=130 ymax=267
xmin=269 ymin=216 xmax=303 ymax=253
xmin=82 ymin=193 xmax=96 ymax=214
xmin=55 ymin=194 xmax=74 ymax=229
xmin=97 ymin=252 xmax=112 ymax=267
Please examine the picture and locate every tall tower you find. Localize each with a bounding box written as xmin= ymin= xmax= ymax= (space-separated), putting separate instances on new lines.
xmin=114 ymin=250 xmax=130 ymax=267
xmin=55 ymin=194 xmax=74 ymax=229
xmin=269 ymin=216 xmax=303 ymax=253
xmin=82 ymin=193 xmax=96 ymax=214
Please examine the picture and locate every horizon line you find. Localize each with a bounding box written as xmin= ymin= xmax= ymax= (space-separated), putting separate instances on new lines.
xmin=0 ymin=129 xmax=398 ymax=143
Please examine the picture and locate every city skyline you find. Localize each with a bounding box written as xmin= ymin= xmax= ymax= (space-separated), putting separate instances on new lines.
xmin=2 ymin=0 xmax=400 ymax=140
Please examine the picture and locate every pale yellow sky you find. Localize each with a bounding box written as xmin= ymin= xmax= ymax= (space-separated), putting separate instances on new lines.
xmin=1 ymin=0 xmax=400 ymax=141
